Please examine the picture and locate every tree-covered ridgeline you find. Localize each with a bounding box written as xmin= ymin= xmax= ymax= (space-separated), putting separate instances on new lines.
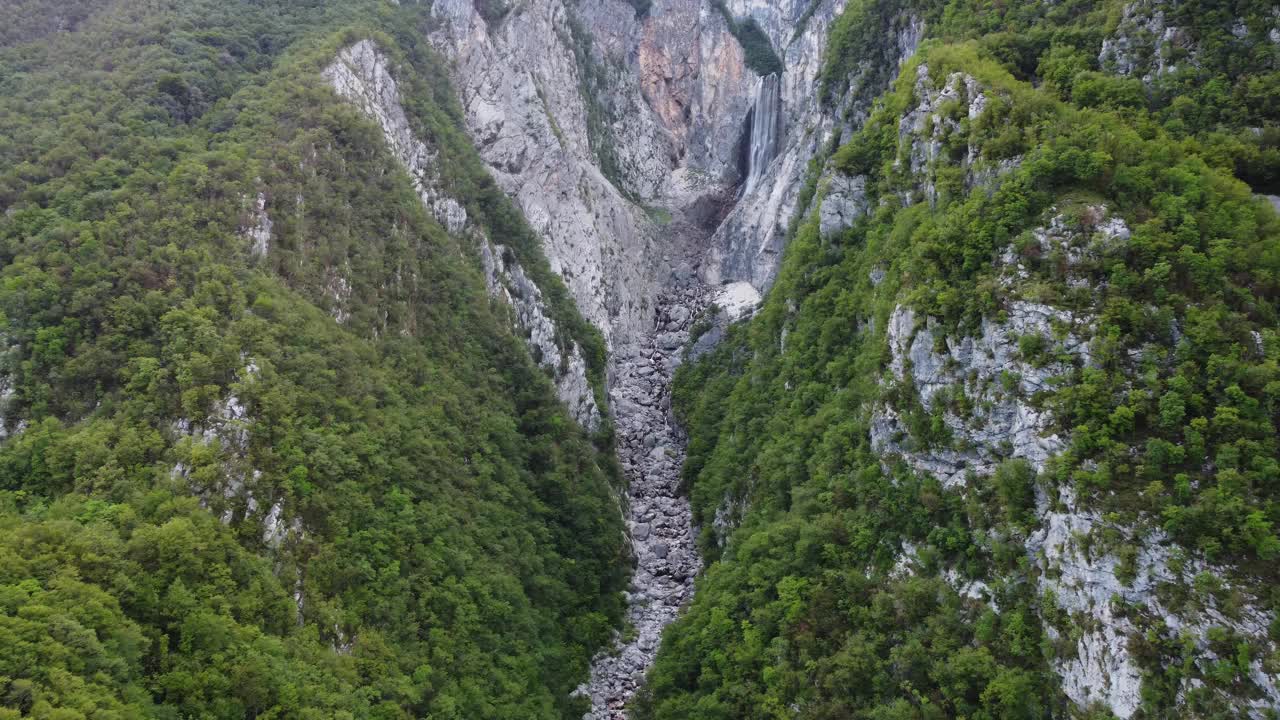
xmin=639 ymin=0 xmax=1280 ymax=717
xmin=0 ymin=1 xmax=625 ymax=718
xmin=821 ymin=0 xmax=1280 ymax=190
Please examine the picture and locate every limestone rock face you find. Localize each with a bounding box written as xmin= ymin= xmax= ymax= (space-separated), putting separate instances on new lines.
xmin=1099 ymin=0 xmax=1197 ymax=81
xmin=711 ymin=280 xmax=760 ymax=321
xmin=481 ymin=241 xmax=602 ymax=430
xmin=871 ymin=300 xmax=1093 ymax=488
xmin=896 ymin=65 xmax=1022 ymax=204
xmin=1099 ymin=3 xmax=1280 ymax=84
xmin=324 ymin=41 xmax=468 ymax=235
xmin=324 ymin=40 xmax=600 ymax=429
xmin=875 ymin=203 xmax=1280 ymax=718
xmin=704 ymin=0 xmax=918 ymax=290
xmin=892 ymin=482 xmax=1280 ymax=719
xmin=572 ymin=0 xmax=684 ymax=200
xmin=0 ymin=339 xmax=20 ymax=441
xmin=633 ymin=0 xmax=756 ymax=187
xmin=170 ymin=361 xmax=303 ymax=551
xmin=1000 ymin=205 xmax=1132 ymax=288
xmin=423 ymin=0 xmax=882 ymax=311
xmin=869 ymin=207 xmax=1122 ymax=486
xmin=427 ymin=0 xmax=665 ymax=350
xmin=818 ymin=173 xmax=867 ymax=237
xmin=1030 ymin=487 xmax=1279 ymax=719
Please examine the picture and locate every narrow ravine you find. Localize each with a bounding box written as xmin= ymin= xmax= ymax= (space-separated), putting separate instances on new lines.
xmin=576 ymin=241 xmax=711 ymax=718
xmin=575 ymin=63 xmax=782 ymax=712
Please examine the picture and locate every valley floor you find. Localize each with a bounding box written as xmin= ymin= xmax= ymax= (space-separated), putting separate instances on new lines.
xmin=577 ymin=212 xmax=718 ymax=718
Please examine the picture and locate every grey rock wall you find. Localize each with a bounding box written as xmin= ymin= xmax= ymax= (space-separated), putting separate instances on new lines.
xmin=704 ymin=0 xmax=910 ymax=290
xmin=1031 ymin=486 xmax=1279 ymax=718
xmin=872 ymin=300 xmax=1093 ymax=488
xmin=428 ymin=0 xmax=665 ymax=350
xmin=876 ymin=202 xmax=1280 ymax=718
xmin=424 ymin=0 xmax=852 ymax=336
xmin=481 ymin=240 xmax=603 ymax=430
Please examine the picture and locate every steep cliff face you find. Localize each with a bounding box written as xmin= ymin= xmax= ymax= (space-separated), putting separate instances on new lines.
xmin=427 ymin=0 xmax=665 ymax=349
xmin=703 ymin=0 xmax=924 ymax=290
xmin=633 ymin=0 xmax=758 ymax=189
xmin=324 ymin=39 xmax=602 ymax=428
xmin=479 ymin=238 xmax=603 ymax=427
xmin=874 ymin=199 xmax=1277 ymax=718
xmin=424 ymin=0 xmax=857 ymax=345
xmin=856 ymin=58 xmax=1280 ymax=715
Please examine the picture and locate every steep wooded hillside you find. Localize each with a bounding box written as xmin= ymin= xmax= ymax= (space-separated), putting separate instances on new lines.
xmin=0 ymin=2 xmax=625 ymax=718
xmin=642 ymin=2 xmax=1280 ymax=718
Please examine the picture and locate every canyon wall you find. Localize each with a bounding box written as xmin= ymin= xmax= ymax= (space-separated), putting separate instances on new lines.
xmin=385 ymin=1 xmax=1280 ymax=716
xmin=423 ymin=0 xmax=856 ymax=344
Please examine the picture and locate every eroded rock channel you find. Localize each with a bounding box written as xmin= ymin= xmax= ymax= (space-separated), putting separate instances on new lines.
xmin=575 ymin=233 xmax=714 ymax=718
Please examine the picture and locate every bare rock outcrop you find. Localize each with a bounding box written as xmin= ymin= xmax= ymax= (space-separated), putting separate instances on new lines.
xmin=1031 ymin=487 xmax=1279 ymax=718
xmin=481 ymin=240 xmax=602 ymax=429
xmin=871 ymin=300 xmax=1093 ymax=488
xmin=427 ymin=0 xmax=665 ymax=350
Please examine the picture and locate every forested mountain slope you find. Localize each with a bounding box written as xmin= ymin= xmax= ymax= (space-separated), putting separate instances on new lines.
xmin=643 ymin=1 xmax=1280 ymax=718
xmin=5 ymin=0 xmax=1280 ymax=717
xmin=0 ymin=1 xmax=625 ymax=717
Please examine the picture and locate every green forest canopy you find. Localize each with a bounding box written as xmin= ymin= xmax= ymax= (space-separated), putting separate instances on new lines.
xmin=0 ymin=1 xmax=625 ymax=718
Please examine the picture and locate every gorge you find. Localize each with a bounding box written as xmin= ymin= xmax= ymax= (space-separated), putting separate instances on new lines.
xmin=2 ymin=0 xmax=1280 ymax=718
xmin=413 ymin=0 xmax=1280 ymax=715
xmin=413 ymin=0 xmax=853 ymax=712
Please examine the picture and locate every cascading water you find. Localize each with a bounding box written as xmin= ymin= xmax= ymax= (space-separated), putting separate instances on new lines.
xmin=742 ymin=73 xmax=782 ymax=196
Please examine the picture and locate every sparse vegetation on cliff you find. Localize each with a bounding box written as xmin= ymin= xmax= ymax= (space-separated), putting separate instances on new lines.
xmin=711 ymin=1 xmax=784 ymax=78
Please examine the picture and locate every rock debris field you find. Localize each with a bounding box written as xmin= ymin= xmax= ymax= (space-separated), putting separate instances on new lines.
xmin=576 ymin=278 xmax=708 ymax=719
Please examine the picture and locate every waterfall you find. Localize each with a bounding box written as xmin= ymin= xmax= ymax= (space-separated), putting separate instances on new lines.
xmin=742 ymin=73 xmax=782 ymax=196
